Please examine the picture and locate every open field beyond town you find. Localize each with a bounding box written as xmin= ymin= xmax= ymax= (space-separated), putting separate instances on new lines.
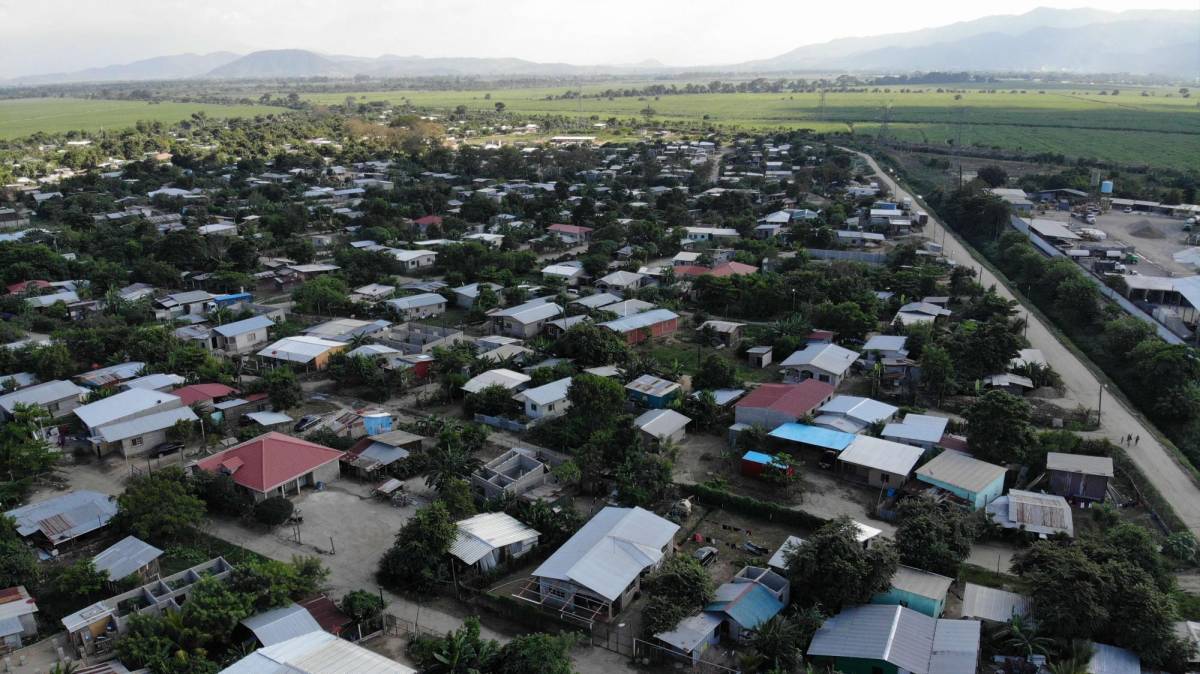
xmin=0 ymin=98 xmax=266 ymax=138
xmin=301 ymin=84 xmax=1200 ymax=169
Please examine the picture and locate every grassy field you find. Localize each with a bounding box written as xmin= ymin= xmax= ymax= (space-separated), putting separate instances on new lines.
xmin=0 ymin=98 xmax=266 ymax=139
xmin=307 ymin=84 xmax=1200 ymax=169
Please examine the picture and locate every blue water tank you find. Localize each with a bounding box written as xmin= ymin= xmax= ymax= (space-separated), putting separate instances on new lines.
xmin=1101 ymin=180 xmax=1114 ymax=194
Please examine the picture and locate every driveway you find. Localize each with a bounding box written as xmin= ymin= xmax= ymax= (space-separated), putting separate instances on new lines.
xmin=845 ymin=148 xmax=1200 ymax=537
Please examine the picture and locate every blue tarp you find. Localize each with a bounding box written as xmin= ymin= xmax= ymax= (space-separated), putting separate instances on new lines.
xmin=767 ymin=423 xmax=855 ymax=451
xmin=742 ymin=451 xmax=788 ymax=469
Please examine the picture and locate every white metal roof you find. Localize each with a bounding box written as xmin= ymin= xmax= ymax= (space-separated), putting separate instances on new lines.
xmin=0 ymin=379 xmax=85 ymax=414
xmin=213 ymin=315 xmax=275 ymax=337
xmin=882 ymin=414 xmax=948 ymax=444
xmin=807 ymin=604 xmax=935 ymax=674
xmin=818 ymin=396 xmax=898 ymax=425
xmin=491 ymin=300 xmax=562 ymax=324
xmin=98 ymin=406 xmax=198 ymax=443
xmin=960 ymin=583 xmax=1031 ymax=623
xmin=257 ymin=336 xmax=345 ymax=363
xmin=916 ymin=450 xmax=1005 ymax=493
xmin=241 ymin=603 xmax=323 ymax=647
xmin=533 ymin=506 xmax=679 ymax=602
xmin=246 ymin=411 xmax=294 ymax=426
xmin=779 ymin=343 xmax=859 ymax=376
xmin=655 ymin=612 xmax=723 ymax=652
xmin=122 ymin=373 xmax=185 ymax=391
xmin=1045 ymin=452 xmax=1114 ymax=477
xmin=513 ymin=377 xmax=571 ymax=406
xmin=891 ymin=565 xmax=953 ymax=601
xmin=220 ymin=629 xmax=415 ymax=673
xmin=928 ymin=619 xmax=982 ymax=674
xmin=5 ymin=490 xmax=117 ymax=543
xmin=1028 ymin=218 xmax=1081 ymax=241
xmin=1089 ymin=643 xmax=1141 ymax=674
xmin=634 ymin=409 xmax=691 ymax=438
xmin=389 ymin=249 xmax=436 ymax=262
xmin=837 ymin=435 xmax=925 ymax=476
xmin=449 ymin=512 xmax=540 ymax=565
xmin=386 ymin=293 xmax=445 ymax=310
xmin=986 ymin=490 xmax=1074 ymax=537
xmin=462 ymin=369 xmax=530 ymax=394
xmin=93 ymin=535 xmax=163 ymax=580
xmin=74 ymin=388 xmax=180 ymax=430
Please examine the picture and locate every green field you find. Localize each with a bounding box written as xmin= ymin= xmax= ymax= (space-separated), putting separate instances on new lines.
xmin=0 ymin=98 xmax=266 ymax=139
xmin=307 ymin=84 xmax=1200 ymax=169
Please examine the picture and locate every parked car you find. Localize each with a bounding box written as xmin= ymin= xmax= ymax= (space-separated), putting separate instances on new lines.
xmin=293 ymin=415 xmax=322 ymax=432
xmin=149 ymin=441 xmax=183 ymax=458
xmin=694 ymin=546 xmax=718 ymax=567
xmin=1123 ymin=207 xmax=1133 ymax=213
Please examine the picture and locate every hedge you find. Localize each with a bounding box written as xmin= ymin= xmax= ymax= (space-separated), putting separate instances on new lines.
xmin=679 ymin=483 xmax=828 ymax=530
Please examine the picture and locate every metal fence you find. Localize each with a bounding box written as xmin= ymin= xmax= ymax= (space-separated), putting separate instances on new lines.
xmin=631 ymin=638 xmax=743 ymax=674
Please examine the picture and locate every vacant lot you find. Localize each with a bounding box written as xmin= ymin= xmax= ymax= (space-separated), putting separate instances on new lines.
xmin=302 ymin=84 xmax=1200 ymax=169
xmin=0 ymin=98 xmax=266 ymax=138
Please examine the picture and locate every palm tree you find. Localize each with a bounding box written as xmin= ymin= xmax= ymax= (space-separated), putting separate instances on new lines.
xmin=1047 ymin=640 xmax=1094 ymax=674
xmin=1001 ymin=614 xmax=1054 ymax=658
xmin=425 ymin=441 xmax=482 ymax=492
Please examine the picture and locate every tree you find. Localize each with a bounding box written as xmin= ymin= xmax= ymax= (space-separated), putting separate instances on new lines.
xmin=437 ymin=477 xmax=477 ymax=519
xmin=554 ymin=323 xmax=629 ymax=366
xmin=51 ymin=558 xmax=109 ymax=598
xmin=749 ymin=611 xmax=823 ymax=673
xmin=341 ymin=589 xmax=385 ymax=623
xmin=1001 ymin=613 xmax=1055 ymax=658
xmin=252 ymin=496 xmax=294 ymax=527
xmin=965 ymin=390 xmax=1036 ymax=464
xmin=894 ymin=496 xmax=977 ymax=576
xmin=408 ymin=616 xmax=499 ymax=674
xmin=976 ymin=165 xmax=1009 ymax=188
xmin=259 ymin=366 xmax=302 ymax=412
xmin=495 ymin=633 xmax=577 ymax=674
xmin=465 ymin=384 xmax=520 ymax=418
xmin=785 ymin=516 xmax=898 ymax=612
xmin=641 ymin=555 xmax=715 ymax=636
xmin=425 ymin=440 xmax=482 ymax=493
xmin=920 ymin=345 xmax=956 ymax=404
xmin=180 ymin=575 xmax=253 ymax=649
xmin=567 ymin=373 xmax=626 ymax=419
xmin=291 ymin=276 xmax=348 ymax=315
xmin=229 ymin=557 xmax=328 ymax=611
xmin=0 ymin=517 xmax=37 ymax=589
xmin=693 ymin=354 xmax=739 ymax=391
xmin=115 ymin=467 xmax=206 ymax=544
xmin=811 ymin=301 xmax=875 ymax=341
xmin=379 ymin=502 xmax=457 ymax=594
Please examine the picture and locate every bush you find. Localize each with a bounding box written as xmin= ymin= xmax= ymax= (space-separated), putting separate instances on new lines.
xmin=680 ymin=483 xmax=826 ymax=530
xmin=253 ymin=497 xmax=294 ymax=527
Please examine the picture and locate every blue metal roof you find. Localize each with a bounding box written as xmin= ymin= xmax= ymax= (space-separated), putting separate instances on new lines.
xmin=705 ymin=582 xmax=783 ymax=630
xmin=742 ymin=451 xmax=787 ymax=469
xmin=768 ymin=423 xmax=855 ymax=451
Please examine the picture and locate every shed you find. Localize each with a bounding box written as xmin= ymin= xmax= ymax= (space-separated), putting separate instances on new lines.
xmin=654 ymin=613 xmax=723 ymax=666
xmin=741 ymin=451 xmax=793 ymax=478
xmin=5 ymin=490 xmax=117 ymax=548
xmin=985 ymin=489 xmax=1074 ymax=538
xmin=634 ymin=409 xmax=691 ymax=446
xmin=960 ymin=583 xmax=1031 ymax=624
xmin=915 ymin=450 xmax=1006 ymax=510
xmin=704 ymin=577 xmax=787 ymax=641
xmin=241 ymin=603 xmax=323 ymax=647
xmin=872 ymin=565 xmax=953 ymax=618
xmin=449 ymin=512 xmax=540 ymax=572
xmin=1046 ymin=452 xmax=1113 ymax=503
xmin=93 ymin=536 xmax=163 ymax=584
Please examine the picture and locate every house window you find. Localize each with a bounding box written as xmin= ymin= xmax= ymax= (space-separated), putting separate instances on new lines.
xmin=131 ymin=437 xmax=144 ymax=446
xmin=880 ymin=473 xmax=890 ymax=484
xmin=530 ymin=404 xmax=538 ymax=412
xmin=546 ymin=403 xmax=555 ymax=412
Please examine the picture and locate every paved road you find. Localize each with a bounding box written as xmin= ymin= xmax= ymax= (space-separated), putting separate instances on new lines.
xmin=843 ymin=147 xmax=1200 ymax=537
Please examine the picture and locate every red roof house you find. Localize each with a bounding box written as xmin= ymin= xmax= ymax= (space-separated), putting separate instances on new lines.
xmin=194 ymin=432 xmax=344 ymax=501
xmin=547 ymin=223 xmax=594 ymax=243
xmin=734 ymin=381 xmax=836 ymax=429
xmin=173 ymin=383 xmax=238 ymax=407
xmin=7 ymin=280 xmax=52 ymax=295
xmin=672 ymin=262 xmax=759 ymax=279
xmin=412 ymin=215 xmax=443 ymax=233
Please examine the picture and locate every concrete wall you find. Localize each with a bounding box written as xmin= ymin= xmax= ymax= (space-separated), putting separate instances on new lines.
xmin=119 ymin=427 xmax=169 ymax=458
xmin=871 ymin=587 xmax=944 ymax=618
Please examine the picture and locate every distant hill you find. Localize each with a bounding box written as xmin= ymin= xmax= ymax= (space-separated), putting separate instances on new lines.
xmin=740 ymin=8 xmax=1200 ymax=75
xmin=7 ymin=52 xmax=240 ymax=85
xmin=2 ymin=7 xmax=1196 ymax=85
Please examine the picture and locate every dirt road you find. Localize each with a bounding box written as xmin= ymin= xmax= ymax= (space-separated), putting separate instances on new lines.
xmin=843 ymin=148 xmax=1200 ymax=537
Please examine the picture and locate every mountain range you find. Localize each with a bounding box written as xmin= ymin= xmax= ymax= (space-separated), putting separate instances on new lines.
xmin=5 ymin=7 xmax=1197 ymax=85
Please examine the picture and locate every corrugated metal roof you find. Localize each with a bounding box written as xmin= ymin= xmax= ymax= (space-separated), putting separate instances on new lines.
xmin=600 ymin=309 xmax=678 ymax=333
xmin=514 ymin=377 xmax=571 ymax=406
xmin=985 ymin=490 xmax=1074 ymax=537
xmin=890 ymin=565 xmax=953 ymax=602
xmin=883 ymin=414 xmax=948 ymax=444
xmin=242 ymin=604 xmax=323 ymax=646
xmin=1046 ymin=452 xmax=1114 ymax=478
xmin=98 ymin=406 xmax=198 ymax=443
xmin=0 ymin=379 xmax=85 ymax=413
xmin=449 ymin=512 xmax=540 ymax=565
xmin=635 ymin=409 xmax=691 ymax=438
xmin=93 ymin=536 xmax=163 ymax=580
xmin=386 ymin=293 xmax=446 ymax=310
xmin=769 ymin=423 xmax=855 ymax=450
xmin=916 ymin=450 xmax=1006 ymax=494
xmin=534 ymin=506 xmax=678 ymax=602
xmin=929 ymin=619 xmax=981 ymax=674
xmin=74 ymin=388 xmax=179 ymax=430
xmin=705 ymin=581 xmax=784 ymax=630
xmin=221 ymin=629 xmax=415 ymax=673
xmin=257 ymin=336 xmax=346 ymax=363
xmin=462 ymin=369 xmax=530 ymax=394
xmin=779 ymin=343 xmax=859 ymax=375
xmin=818 ymin=395 xmax=898 ymax=424
xmin=213 ymin=315 xmax=274 ymax=337
xmin=5 ymin=490 xmax=117 ymax=543
xmin=246 ymin=411 xmax=294 ymax=426
xmin=625 ymin=374 xmax=680 ymax=398
xmin=960 ymin=583 xmax=1031 ymax=623
xmin=655 ymin=612 xmax=722 ymax=652
xmin=807 ymin=604 xmax=935 ymax=674
xmin=838 ymin=435 xmax=925 ymax=476
xmin=1089 ymin=643 xmax=1141 ymax=674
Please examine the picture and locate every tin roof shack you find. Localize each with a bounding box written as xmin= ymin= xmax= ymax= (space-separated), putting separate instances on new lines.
xmin=654 ymin=612 xmax=723 ymax=667
xmin=342 ymin=430 xmax=423 ymax=478
xmin=600 ymin=309 xmax=679 ymax=345
xmin=735 ymin=381 xmax=835 ymax=429
xmin=62 ymin=557 xmax=232 ymax=659
xmin=297 ymin=595 xmax=351 ymax=637
xmin=1046 ymin=452 xmax=1113 ymax=503
xmin=779 ymin=343 xmax=859 ymax=387
xmin=240 ymin=603 xmax=323 ymax=647
xmin=960 ymin=583 xmax=1032 ymax=625
xmin=807 ymin=604 xmax=981 ymax=674
xmin=986 ymin=489 xmax=1074 ymax=538
xmin=625 ymin=374 xmax=682 ymax=409
xmin=871 ymin=565 xmax=953 ymax=618
xmin=93 ymin=536 xmax=163 ymax=588
xmin=704 ymin=567 xmax=790 ymax=642
xmin=471 ymin=448 xmax=549 ymax=500
xmin=528 ymin=506 xmax=679 ymax=622
xmin=0 ymin=586 xmax=38 ymax=651
xmin=634 ymin=409 xmax=691 ymax=448
xmin=450 ymin=512 xmax=540 ymax=573
xmin=221 ymin=629 xmax=416 ymax=674
xmin=0 ymin=380 xmax=87 ymax=421
xmin=5 ymin=490 xmax=117 ymax=552
xmin=836 ymin=435 xmax=925 ymax=489
xmin=193 ymin=432 xmax=344 ymax=503
xmin=915 ymin=450 xmax=1006 ymax=511
xmin=256 ymin=336 xmax=347 ymax=371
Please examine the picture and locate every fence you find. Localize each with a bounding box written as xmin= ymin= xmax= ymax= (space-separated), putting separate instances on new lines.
xmin=631 ymin=638 xmax=743 ymax=674
xmin=807 ymin=248 xmax=887 ymax=264
xmin=473 ymin=413 xmax=529 ymax=433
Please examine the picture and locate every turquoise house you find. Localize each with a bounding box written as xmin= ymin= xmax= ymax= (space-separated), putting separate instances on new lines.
xmin=914 ymin=450 xmax=1006 ymax=511
xmin=871 ymin=565 xmax=953 ymax=618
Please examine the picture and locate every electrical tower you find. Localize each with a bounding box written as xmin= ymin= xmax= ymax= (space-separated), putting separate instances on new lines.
xmin=877 ymin=102 xmax=892 ymax=142
xmin=818 ymin=89 xmax=827 ymax=121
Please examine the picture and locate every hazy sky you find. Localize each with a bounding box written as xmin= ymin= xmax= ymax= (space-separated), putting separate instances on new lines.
xmin=1 ymin=0 xmax=1196 ymax=78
